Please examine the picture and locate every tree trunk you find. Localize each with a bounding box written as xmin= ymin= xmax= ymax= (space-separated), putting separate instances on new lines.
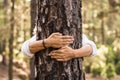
xmin=101 ymin=17 xmax=105 ymax=44
xmin=30 ymin=0 xmax=38 ymax=80
xmin=1 ymin=0 xmax=9 ymax=66
xmin=8 ymin=0 xmax=15 ymax=80
xmin=34 ymin=0 xmax=84 ymax=80
xmin=92 ymin=27 xmax=95 ymax=42
xmin=30 ymin=0 xmax=38 ymax=36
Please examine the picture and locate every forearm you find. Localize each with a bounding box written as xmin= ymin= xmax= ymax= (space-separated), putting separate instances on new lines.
xmin=74 ymin=45 xmax=93 ymax=58
xmin=22 ymin=33 xmax=71 ymax=58
xmin=29 ymin=39 xmax=50 ymax=53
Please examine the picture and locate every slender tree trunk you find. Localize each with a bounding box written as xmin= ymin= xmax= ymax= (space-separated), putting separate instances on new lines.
xmin=1 ymin=0 xmax=9 ymax=66
xmin=92 ymin=27 xmax=95 ymax=42
xmin=4 ymin=0 xmax=9 ymax=23
xmin=8 ymin=0 xmax=15 ymax=80
xmin=30 ymin=0 xmax=38 ymax=80
xmin=23 ymin=18 xmax=27 ymax=41
xmin=35 ymin=0 xmax=84 ymax=80
xmin=101 ymin=17 xmax=105 ymax=44
xmin=100 ymin=3 xmax=105 ymax=45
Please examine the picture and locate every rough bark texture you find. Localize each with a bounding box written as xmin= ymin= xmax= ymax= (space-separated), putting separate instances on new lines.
xmin=30 ymin=0 xmax=38 ymax=80
xmin=30 ymin=0 xmax=38 ymax=37
xmin=35 ymin=0 xmax=84 ymax=80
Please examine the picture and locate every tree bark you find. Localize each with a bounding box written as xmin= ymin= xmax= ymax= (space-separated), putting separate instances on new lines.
xmin=35 ymin=0 xmax=84 ymax=80
xmin=30 ymin=0 xmax=38 ymax=37
xmin=8 ymin=0 xmax=15 ymax=80
xmin=30 ymin=0 xmax=38 ymax=80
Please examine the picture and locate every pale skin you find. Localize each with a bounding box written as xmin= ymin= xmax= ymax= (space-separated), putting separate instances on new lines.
xmin=29 ymin=33 xmax=93 ymax=62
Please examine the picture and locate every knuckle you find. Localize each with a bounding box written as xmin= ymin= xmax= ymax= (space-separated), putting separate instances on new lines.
xmin=60 ymin=39 xmax=63 ymax=42
xmin=61 ymin=50 xmax=64 ymax=53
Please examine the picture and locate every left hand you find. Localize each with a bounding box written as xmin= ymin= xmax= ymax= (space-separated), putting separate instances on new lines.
xmin=48 ymin=46 xmax=76 ymax=62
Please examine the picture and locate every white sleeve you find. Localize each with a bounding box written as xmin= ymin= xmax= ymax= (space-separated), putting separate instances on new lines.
xmin=82 ymin=34 xmax=97 ymax=56
xmin=21 ymin=35 xmax=36 ymax=58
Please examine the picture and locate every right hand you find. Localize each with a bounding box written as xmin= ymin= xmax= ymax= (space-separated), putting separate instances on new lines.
xmin=45 ymin=33 xmax=74 ymax=48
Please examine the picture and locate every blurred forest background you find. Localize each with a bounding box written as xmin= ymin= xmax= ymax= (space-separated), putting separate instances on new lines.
xmin=0 ymin=0 xmax=120 ymax=80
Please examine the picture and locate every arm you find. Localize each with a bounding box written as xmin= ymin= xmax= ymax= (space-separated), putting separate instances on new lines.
xmin=29 ymin=33 xmax=73 ymax=53
xmin=74 ymin=45 xmax=93 ymax=58
xmin=21 ymin=35 xmax=36 ymax=58
xmin=49 ymin=45 xmax=93 ymax=61
xmin=29 ymin=39 xmax=49 ymax=53
xmin=21 ymin=33 xmax=74 ymax=58
xmin=75 ymin=34 xmax=97 ymax=57
xmin=81 ymin=34 xmax=97 ymax=56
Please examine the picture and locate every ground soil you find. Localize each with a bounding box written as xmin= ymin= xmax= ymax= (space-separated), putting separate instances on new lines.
xmin=0 ymin=63 xmax=120 ymax=80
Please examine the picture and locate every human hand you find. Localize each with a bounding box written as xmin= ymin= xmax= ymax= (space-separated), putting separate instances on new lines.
xmin=48 ymin=46 xmax=76 ymax=62
xmin=45 ymin=33 xmax=74 ymax=48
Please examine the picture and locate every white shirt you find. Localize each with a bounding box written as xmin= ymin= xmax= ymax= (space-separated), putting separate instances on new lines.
xmin=21 ymin=34 xmax=97 ymax=58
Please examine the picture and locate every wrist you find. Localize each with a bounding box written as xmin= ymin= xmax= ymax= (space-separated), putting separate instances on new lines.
xmin=44 ymin=39 xmax=51 ymax=48
xmin=73 ymin=49 xmax=79 ymax=58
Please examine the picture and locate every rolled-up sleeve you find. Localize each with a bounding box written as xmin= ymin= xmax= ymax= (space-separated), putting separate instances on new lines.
xmin=82 ymin=34 xmax=97 ymax=56
xmin=21 ymin=35 xmax=36 ymax=58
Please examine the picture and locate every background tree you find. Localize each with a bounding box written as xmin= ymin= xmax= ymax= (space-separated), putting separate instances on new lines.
xmin=0 ymin=0 xmax=9 ymax=66
xmin=0 ymin=0 xmax=31 ymax=79
xmin=1 ymin=0 xmax=8 ymax=66
xmin=82 ymin=0 xmax=120 ymax=79
xmin=8 ymin=0 xmax=15 ymax=80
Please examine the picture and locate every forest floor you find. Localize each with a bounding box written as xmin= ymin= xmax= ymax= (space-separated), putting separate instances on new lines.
xmin=0 ymin=62 xmax=120 ymax=80
xmin=0 ymin=62 xmax=29 ymax=80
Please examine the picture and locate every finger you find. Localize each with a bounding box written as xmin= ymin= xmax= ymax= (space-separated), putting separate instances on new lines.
xmin=52 ymin=33 xmax=62 ymax=36
xmin=52 ymin=45 xmax=62 ymax=48
xmin=61 ymin=46 xmax=68 ymax=49
xmin=53 ymin=50 xmax=64 ymax=53
xmin=61 ymin=39 xmax=74 ymax=44
xmin=56 ymin=59 xmax=64 ymax=62
xmin=48 ymin=52 xmax=56 ymax=56
xmin=62 ymin=39 xmax=74 ymax=42
xmin=62 ymin=36 xmax=74 ymax=40
xmin=49 ymin=52 xmax=60 ymax=56
xmin=61 ymin=42 xmax=73 ymax=46
xmin=49 ymin=50 xmax=64 ymax=57
xmin=50 ymin=54 xmax=64 ymax=59
xmin=63 ymin=41 xmax=73 ymax=44
xmin=50 ymin=55 xmax=63 ymax=59
xmin=50 ymin=50 xmax=61 ymax=54
xmin=56 ymin=59 xmax=68 ymax=62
